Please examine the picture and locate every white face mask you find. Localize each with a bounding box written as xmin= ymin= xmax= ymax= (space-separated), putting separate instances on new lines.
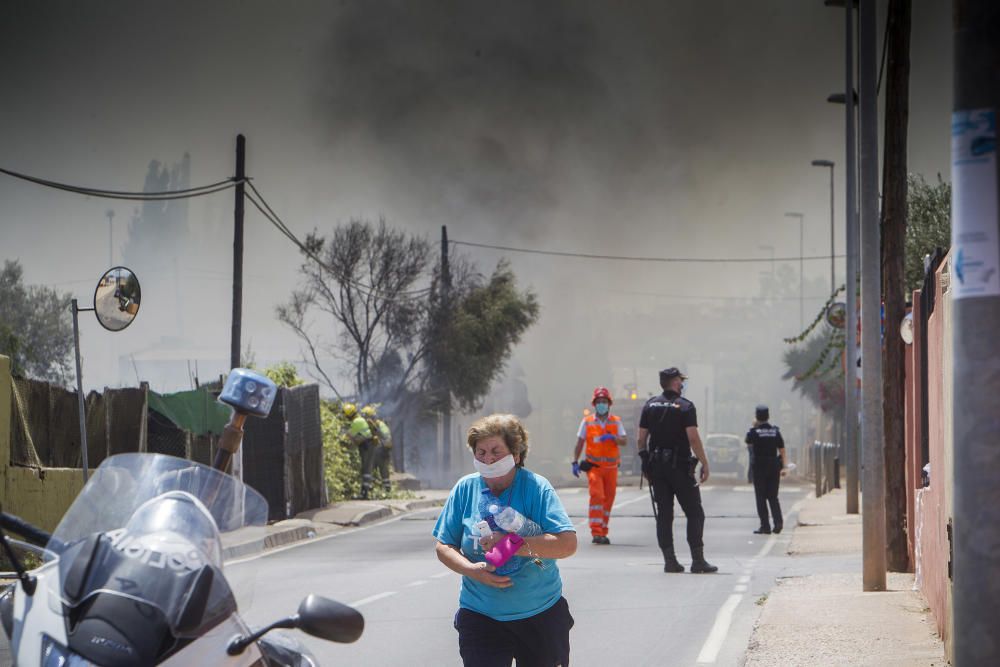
xmin=473 ymin=454 xmax=516 ymax=478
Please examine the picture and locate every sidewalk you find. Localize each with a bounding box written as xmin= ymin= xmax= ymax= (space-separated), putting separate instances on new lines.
xmin=742 ymin=488 xmax=948 ymax=666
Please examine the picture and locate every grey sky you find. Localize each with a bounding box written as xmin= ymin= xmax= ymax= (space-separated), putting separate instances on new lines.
xmin=0 ymin=1 xmax=952 ymax=453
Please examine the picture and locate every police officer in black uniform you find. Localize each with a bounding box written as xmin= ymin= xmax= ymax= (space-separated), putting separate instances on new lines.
xmin=637 ymin=368 xmax=718 ymax=574
xmin=745 ymin=404 xmax=786 ymax=534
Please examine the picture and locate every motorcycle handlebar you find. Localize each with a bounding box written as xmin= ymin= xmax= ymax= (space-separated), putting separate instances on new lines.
xmin=0 ymin=512 xmax=59 ymax=549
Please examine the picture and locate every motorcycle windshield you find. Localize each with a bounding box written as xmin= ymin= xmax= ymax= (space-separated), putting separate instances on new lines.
xmin=46 ymin=453 xmax=268 ymax=636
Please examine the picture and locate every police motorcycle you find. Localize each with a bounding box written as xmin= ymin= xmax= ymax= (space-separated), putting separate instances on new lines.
xmin=0 ymin=368 xmax=364 ymax=666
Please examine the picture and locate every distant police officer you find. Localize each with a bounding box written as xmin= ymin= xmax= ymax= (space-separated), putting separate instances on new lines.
xmin=745 ymin=405 xmax=786 ymax=534
xmin=637 ymin=368 xmax=718 ymax=574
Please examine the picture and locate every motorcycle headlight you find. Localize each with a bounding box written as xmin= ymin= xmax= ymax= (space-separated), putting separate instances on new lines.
xmin=41 ymin=634 xmax=98 ymax=667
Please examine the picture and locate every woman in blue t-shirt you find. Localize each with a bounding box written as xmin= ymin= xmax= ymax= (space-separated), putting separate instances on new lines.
xmin=433 ymin=413 xmax=577 ymax=666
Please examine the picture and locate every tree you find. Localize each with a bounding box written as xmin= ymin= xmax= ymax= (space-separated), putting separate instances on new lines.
xmin=426 ymin=259 xmax=540 ymax=413
xmin=905 ymin=174 xmax=951 ymax=293
xmin=782 ymin=326 xmax=846 ymax=422
xmin=0 ymin=259 xmax=74 ymax=384
xmin=278 ymin=219 xmax=539 ymax=477
xmin=277 ymin=219 xmax=539 ymax=416
xmin=121 ymin=155 xmax=191 ymax=266
xmin=277 ymin=218 xmax=430 ymax=399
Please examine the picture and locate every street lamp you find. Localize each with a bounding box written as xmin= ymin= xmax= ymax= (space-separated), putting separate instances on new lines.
xmin=824 ymin=0 xmax=860 ymax=518
xmin=784 ymin=212 xmax=805 ymax=329
xmin=811 ymin=159 xmax=836 ymax=295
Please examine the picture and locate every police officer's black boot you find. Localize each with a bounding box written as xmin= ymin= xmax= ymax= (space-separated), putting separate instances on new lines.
xmin=689 ymin=547 xmax=718 ymax=574
xmin=662 ymin=548 xmax=685 ymax=573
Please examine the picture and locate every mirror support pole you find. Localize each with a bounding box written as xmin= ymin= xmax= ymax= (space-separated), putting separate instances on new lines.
xmin=71 ymin=298 xmax=89 ymax=483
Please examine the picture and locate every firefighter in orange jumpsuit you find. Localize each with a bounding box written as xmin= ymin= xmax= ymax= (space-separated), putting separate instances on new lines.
xmin=572 ymin=387 xmax=627 ymax=544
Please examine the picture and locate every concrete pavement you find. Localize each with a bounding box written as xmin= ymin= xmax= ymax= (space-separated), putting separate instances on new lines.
xmin=742 ymin=487 xmax=948 ymax=666
xmin=240 ymin=479 xmax=949 ymax=666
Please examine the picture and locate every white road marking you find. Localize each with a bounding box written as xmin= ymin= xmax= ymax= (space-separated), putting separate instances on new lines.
xmin=754 ymin=535 xmax=777 ymax=559
xmin=738 ymin=575 xmax=750 ymax=584
xmin=612 ymin=494 xmax=652 ymax=510
xmin=405 ymin=580 xmax=429 ymax=587
xmin=349 ymin=591 xmax=397 ymax=607
xmin=696 ymin=593 xmax=743 ymax=663
xmin=430 ymin=572 xmax=452 ymax=579
xmin=734 ymin=584 xmax=748 ymax=593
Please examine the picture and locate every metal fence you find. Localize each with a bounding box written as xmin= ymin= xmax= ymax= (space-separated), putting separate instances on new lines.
xmin=810 ymin=440 xmax=841 ymax=497
xmin=242 ymin=383 xmax=326 ymax=521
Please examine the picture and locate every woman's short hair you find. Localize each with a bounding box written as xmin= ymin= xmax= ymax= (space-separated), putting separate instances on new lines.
xmin=466 ymin=414 xmax=530 ymax=466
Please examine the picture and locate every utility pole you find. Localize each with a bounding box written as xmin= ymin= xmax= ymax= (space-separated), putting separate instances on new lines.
xmin=440 ymin=225 xmax=452 ymax=477
xmin=953 ymin=2 xmax=1000 ymax=662
xmin=231 ymin=134 xmax=246 ymax=372
xmin=829 ymin=166 xmax=836 ymax=292
xmin=71 ymin=299 xmax=89 ymax=483
xmin=880 ymin=0 xmax=912 ymax=574
xmin=842 ymin=0 xmax=861 ymax=516
xmin=859 ymin=0 xmax=886 ymax=592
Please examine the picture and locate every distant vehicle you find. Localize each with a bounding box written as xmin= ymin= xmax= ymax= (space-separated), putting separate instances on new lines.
xmin=704 ymin=433 xmax=748 ymax=476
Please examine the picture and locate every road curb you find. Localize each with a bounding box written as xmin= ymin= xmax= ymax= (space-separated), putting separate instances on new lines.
xmin=349 ymin=505 xmax=392 ymax=525
xmin=401 ymin=497 xmax=446 ymax=513
xmin=222 ymin=495 xmax=449 ymax=558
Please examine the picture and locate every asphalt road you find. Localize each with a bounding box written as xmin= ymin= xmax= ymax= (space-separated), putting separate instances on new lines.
xmin=236 ymin=476 xmax=811 ymax=666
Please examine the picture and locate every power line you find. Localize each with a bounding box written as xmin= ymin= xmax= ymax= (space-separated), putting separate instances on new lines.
xmin=243 ymin=184 xmax=431 ymax=302
xmin=0 ymin=166 xmax=242 ymax=201
xmin=451 ymin=239 xmax=846 ymax=264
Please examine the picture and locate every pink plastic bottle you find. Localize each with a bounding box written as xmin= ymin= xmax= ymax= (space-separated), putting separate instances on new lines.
xmin=485 ymin=533 xmax=525 ymax=568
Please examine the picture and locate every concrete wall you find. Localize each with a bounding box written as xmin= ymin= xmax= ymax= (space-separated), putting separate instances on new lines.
xmin=907 ymin=257 xmax=954 ymax=657
xmin=1 ymin=355 xmax=86 ymax=533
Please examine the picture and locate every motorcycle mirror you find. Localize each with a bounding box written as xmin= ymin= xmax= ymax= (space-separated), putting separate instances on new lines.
xmin=228 ymin=595 xmax=364 ymax=656
xmin=93 ymin=266 xmax=141 ymax=332
xmin=295 ymin=594 xmax=364 ymax=644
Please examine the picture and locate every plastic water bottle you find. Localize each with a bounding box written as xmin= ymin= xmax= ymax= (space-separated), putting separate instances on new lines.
xmin=491 ymin=505 xmax=543 ymax=537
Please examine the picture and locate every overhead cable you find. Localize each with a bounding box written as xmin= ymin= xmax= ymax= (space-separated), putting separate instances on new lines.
xmin=0 ymin=166 xmax=242 ymax=201
xmin=451 ymin=239 xmax=845 ymax=264
xmin=243 ymin=185 xmax=430 ymax=302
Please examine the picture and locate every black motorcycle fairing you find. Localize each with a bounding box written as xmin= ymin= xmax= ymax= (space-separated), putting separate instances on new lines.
xmin=258 ymin=634 xmax=319 ymax=667
xmin=56 ymin=531 xmax=238 ymax=663
xmin=67 ymin=594 xmax=172 ymax=666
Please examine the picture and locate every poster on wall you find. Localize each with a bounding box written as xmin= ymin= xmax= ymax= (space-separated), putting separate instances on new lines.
xmin=951 ymin=108 xmax=1000 ymax=299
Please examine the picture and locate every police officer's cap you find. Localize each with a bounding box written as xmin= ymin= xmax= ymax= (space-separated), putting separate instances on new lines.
xmin=755 ymin=404 xmax=770 ymax=420
xmin=659 ymin=367 xmax=687 ymax=384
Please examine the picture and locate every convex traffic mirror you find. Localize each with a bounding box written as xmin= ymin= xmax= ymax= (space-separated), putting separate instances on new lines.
xmin=93 ymin=266 xmax=141 ymax=331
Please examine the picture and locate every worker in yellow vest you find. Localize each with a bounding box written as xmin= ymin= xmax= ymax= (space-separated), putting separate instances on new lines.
xmin=572 ymin=387 xmax=627 ymax=544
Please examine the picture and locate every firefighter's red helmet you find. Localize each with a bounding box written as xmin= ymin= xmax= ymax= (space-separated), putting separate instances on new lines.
xmin=592 ymin=387 xmax=613 ymax=405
